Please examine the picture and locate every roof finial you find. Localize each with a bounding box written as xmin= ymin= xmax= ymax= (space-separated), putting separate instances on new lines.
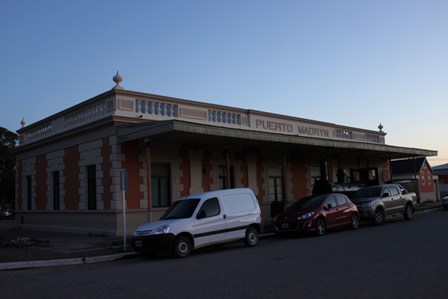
xmin=378 ymin=123 xmax=383 ymax=132
xmin=21 ymin=117 xmax=26 ymax=128
xmin=112 ymin=71 xmax=124 ymax=90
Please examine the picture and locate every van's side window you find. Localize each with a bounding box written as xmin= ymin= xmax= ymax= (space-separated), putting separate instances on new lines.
xmin=198 ymin=197 xmax=221 ymax=218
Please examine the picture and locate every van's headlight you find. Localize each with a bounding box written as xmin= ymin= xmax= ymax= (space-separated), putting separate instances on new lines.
xmin=154 ymin=225 xmax=170 ymax=235
xmin=297 ymin=211 xmax=315 ymax=220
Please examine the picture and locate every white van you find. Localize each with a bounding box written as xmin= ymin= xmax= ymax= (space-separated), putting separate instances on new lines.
xmin=131 ymin=188 xmax=262 ymax=258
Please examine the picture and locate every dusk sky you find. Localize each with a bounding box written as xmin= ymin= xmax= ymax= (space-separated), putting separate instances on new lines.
xmin=1 ymin=0 xmax=447 ymax=166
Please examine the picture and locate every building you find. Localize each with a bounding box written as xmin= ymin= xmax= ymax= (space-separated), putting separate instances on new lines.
xmin=14 ymin=73 xmax=437 ymax=235
xmin=390 ymin=157 xmax=438 ymax=203
xmin=433 ymin=163 xmax=448 ymax=197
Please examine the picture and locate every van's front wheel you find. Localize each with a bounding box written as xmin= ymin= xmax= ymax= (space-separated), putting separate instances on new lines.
xmin=173 ymin=236 xmax=192 ymax=258
xmin=244 ymin=227 xmax=259 ymax=247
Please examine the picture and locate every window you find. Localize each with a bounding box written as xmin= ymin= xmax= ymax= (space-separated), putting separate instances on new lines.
xmin=310 ymin=166 xmax=321 ymax=187
xmin=53 ymin=171 xmax=60 ymax=210
xmin=87 ymin=165 xmax=97 ymax=210
xmin=421 ymin=172 xmax=425 ymax=185
xmin=324 ymin=196 xmax=337 ymax=209
xmin=152 ymin=163 xmax=171 ymax=208
xmin=26 ymin=176 xmax=32 ymax=210
xmin=427 ymin=173 xmax=432 ymax=185
xmin=382 ymin=186 xmax=391 ymax=197
xmin=390 ymin=186 xmax=400 ymax=197
xmin=218 ymin=165 xmax=235 ymax=189
xmin=335 ymin=194 xmax=347 ymax=206
xmin=198 ymin=197 xmax=221 ymax=218
xmin=269 ymin=167 xmax=283 ymax=203
xmin=269 ymin=177 xmax=283 ymax=202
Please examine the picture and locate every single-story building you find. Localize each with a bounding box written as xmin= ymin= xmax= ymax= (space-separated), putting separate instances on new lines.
xmin=14 ymin=73 xmax=437 ymax=235
xmin=390 ymin=157 xmax=438 ymax=202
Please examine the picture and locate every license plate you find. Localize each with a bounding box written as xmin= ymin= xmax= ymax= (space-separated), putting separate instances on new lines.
xmin=281 ymin=223 xmax=289 ymax=229
xmin=134 ymin=240 xmax=143 ymax=247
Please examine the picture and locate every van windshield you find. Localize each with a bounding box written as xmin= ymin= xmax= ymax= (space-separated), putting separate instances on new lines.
xmin=161 ymin=198 xmax=200 ymax=220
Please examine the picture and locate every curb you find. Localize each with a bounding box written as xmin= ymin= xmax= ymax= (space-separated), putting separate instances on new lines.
xmin=0 ymin=252 xmax=140 ymax=271
xmin=414 ymin=204 xmax=443 ymax=214
xmin=1 ymin=206 xmax=442 ymax=270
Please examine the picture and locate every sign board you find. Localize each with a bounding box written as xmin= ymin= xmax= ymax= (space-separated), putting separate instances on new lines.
xmin=120 ymin=170 xmax=128 ymax=191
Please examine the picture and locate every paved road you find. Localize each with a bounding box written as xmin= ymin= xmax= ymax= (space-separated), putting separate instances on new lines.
xmin=2 ymin=210 xmax=447 ymax=299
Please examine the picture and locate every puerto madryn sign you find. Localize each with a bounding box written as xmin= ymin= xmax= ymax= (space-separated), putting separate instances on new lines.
xmin=251 ymin=116 xmax=383 ymax=143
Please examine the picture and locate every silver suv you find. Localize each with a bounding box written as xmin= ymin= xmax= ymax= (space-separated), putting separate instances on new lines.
xmin=351 ymin=184 xmax=416 ymax=225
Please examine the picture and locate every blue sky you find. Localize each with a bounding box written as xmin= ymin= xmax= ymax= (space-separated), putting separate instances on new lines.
xmin=1 ymin=0 xmax=447 ymax=166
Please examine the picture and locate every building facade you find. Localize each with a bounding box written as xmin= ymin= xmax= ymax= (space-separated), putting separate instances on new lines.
xmin=15 ymin=74 xmax=437 ymax=235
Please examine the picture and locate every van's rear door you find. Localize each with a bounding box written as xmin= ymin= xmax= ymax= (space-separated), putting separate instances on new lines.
xmin=221 ymin=192 xmax=259 ymax=240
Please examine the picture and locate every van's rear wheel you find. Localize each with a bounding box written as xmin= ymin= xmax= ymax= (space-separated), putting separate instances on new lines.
xmin=173 ymin=236 xmax=192 ymax=258
xmin=244 ymin=227 xmax=258 ymax=247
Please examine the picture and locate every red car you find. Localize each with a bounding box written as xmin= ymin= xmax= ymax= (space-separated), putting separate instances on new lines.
xmin=272 ymin=193 xmax=359 ymax=236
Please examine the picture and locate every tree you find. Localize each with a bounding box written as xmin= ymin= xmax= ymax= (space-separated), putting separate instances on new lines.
xmin=0 ymin=127 xmax=18 ymax=210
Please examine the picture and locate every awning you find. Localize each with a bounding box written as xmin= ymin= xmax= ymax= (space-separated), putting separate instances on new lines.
xmin=116 ymin=120 xmax=437 ymax=159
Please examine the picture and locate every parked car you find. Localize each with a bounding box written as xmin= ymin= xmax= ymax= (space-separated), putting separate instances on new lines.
xmin=443 ymin=195 xmax=448 ymax=211
xmin=351 ymin=184 xmax=416 ymax=225
xmin=272 ymin=193 xmax=359 ymax=236
xmin=131 ymin=188 xmax=262 ymax=258
xmin=0 ymin=209 xmax=14 ymax=218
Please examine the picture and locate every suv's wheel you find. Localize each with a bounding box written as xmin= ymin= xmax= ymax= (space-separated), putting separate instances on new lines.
xmin=316 ymin=218 xmax=326 ymax=236
xmin=173 ymin=236 xmax=192 ymax=258
xmin=404 ymin=203 xmax=413 ymax=220
xmin=350 ymin=214 xmax=359 ymax=230
xmin=244 ymin=227 xmax=259 ymax=247
xmin=372 ymin=209 xmax=385 ymax=225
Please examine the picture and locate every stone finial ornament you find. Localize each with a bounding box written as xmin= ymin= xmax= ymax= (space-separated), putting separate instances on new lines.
xmin=112 ymin=71 xmax=124 ymax=90
xmin=378 ymin=123 xmax=383 ymax=132
xmin=21 ymin=117 xmax=26 ymax=128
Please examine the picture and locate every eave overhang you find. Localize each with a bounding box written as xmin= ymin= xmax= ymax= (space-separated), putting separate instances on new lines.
xmin=116 ymin=120 xmax=437 ymax=159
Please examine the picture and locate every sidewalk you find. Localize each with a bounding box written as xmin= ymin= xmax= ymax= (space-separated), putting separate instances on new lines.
xmin=0 ymin=222 xmax=137 ymax=270
xmin=0 ymin=201 xmax=443 ymax=270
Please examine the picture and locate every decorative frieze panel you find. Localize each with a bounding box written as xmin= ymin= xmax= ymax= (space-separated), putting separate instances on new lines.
xmin=208 ymin=109 xmax=242 ymax=125
xmin=135 ymin=99 xmax=179 ymax=117
xmin=65 ymin=102 xmax=108 ymax=127
xmin=180 ymin=107 xmax=208 ymax=120
xmin=21 ymin=122 xmax=52 ymax=143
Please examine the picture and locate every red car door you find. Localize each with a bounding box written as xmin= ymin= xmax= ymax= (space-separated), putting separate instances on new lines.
xmin=322 ymin=195 xmax=339 ymax=228
xmin=334 ymin=194 xmax=352 ymax=225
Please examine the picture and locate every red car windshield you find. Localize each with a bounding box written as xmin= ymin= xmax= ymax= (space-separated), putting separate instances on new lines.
xmin=287 ymin=195 xmax=327 ymax=211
